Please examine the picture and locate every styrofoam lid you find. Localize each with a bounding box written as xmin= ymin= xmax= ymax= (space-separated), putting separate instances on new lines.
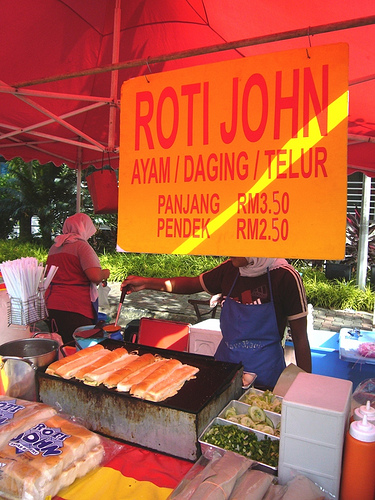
xmin=350 ymin=414 xmax=375 ymax=442
xmin=284 ymin=372 xmax=352 ymax=411
xmin=189 ymin=318 xmax=221 ymax=332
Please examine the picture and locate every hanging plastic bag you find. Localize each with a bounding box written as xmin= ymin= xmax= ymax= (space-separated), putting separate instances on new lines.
xmin=86 ymin=167 xmax=118 ymax=214
xmin=98 ymin=282 xmax=110 ymax=307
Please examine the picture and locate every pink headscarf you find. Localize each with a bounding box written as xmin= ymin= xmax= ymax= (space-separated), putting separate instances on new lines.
xmin=54 ymin=213 xmax=96 ymax=247
xmin=239 ymin=258 xmax=290 ymax=277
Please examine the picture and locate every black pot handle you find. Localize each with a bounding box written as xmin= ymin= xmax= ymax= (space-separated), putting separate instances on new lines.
xmin=32 ymin=331 xmax=53 ymax=339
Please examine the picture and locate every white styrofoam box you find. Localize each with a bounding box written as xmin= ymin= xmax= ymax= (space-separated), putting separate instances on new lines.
xmin=278 ymin=372 xmax=352 ymax=499
xmin=188 ymin=318 xmax=222 ymax=356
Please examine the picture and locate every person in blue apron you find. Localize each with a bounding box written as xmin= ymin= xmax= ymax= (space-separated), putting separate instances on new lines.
xmin=121 ymin=257 xmax=312 ymax=390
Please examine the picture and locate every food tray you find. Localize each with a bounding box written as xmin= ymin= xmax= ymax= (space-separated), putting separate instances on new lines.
xmin=239 ymin=387 xmax=283 ymax=415
xmin=218 ymin=400 xmax=280 ymax=438
xmin=198 ymin=417 xmax=279 ymax=473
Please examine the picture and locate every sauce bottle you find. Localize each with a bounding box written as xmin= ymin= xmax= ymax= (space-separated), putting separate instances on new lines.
xmin=353 ymin=400 xmax=375 ymax=424
xmin=340 ymin=414 xmax=375 ymax=500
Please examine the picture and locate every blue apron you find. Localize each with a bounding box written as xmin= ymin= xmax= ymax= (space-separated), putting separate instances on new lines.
xmin=216 ymin=269 xmax=286 ymax=389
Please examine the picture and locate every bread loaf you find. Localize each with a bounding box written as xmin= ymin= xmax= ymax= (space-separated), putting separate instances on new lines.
xmin=0 ymin=396 xmax=57 ymax=450
xmin=46 ymin=344 xmax=105 ymax=376
xmin=116 ymin=358 xmax=169 ymax=392
xmin=82 ymin=352 xmax=139 ymax=386
xmin=54 ymin=348 xmax=110 ymax=379
xmin=130 ymin=358 xmax=182 ymax=398
xmin=74 ymin=347 xmax=129 ymax=380
xmin=103 ymin=353 xmax=156 ymax=388
xmin=0 ymin=414 xmax=103 ymax=500
xmin=143 ymin=364 xmax=199 ymax=401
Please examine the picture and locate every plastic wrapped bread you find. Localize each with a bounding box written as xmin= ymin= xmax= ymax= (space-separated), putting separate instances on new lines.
xmin=171 ymin=452 xmax=252 ymax=500
xmin=229 ymin=469 xmax=274 ymax=499
xmin=0 ymin=414 xmax=104 ymax=500
xmin=0 ymin=395 xmax=57 ymax=450
xmin=281 ymin=475 xmax=326 ymax=500
xmin=261 ymin=483 xmax=287 ymax=499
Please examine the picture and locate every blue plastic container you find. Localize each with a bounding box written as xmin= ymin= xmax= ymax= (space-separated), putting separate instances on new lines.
xmin=286 ymin=330 xmax=375 ymax=390
xmin=73 ymin=325 xmax=106 ymax=350
xmin=97 ymin=312 xmax=109 ymax=323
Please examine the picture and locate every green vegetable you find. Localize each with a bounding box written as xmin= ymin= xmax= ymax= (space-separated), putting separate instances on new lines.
xmin=249 ymin=405 xmax=265 ymax=423
xmin=223 ymin=405 xmax=280 ymax=437
xmin=265 ymin=415 xmax=274 ymax=428
xmin=225 ymin=407 xmax=237 ymax=419
xmin=242 ymin=389 xmax=282 ymax=414
xmin=202 ymin=424 xmax=279 ymax=467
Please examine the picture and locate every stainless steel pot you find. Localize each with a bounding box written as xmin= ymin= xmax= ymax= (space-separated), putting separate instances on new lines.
xmin=0 ymin=338 xmax=59 ymax=368
xmin=0 ymin=338 xmax=59 ymax=401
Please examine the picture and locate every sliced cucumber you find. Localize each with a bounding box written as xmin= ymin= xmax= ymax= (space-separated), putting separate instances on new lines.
xmin=265 ymin=415 xmax=274 ymax=428
xmin=257 ymin=424 xmax=274 ymax=435
xmin=249 ymin=405 xmax=265 ymax=423
xmin=240 ymin=416 xmax=254 ymax=427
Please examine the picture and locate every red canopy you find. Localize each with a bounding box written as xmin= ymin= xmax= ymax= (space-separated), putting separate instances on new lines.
xmin=1 ymin=1 xmax=375 ymax=174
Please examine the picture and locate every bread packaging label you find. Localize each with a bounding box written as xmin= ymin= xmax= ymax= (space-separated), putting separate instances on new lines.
xmin=8 ymin=420 xmax=70 ymax=456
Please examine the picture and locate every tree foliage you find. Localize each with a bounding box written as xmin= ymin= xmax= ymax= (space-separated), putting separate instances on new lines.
xmin=0 ymin=158 xmax=77 ymax=246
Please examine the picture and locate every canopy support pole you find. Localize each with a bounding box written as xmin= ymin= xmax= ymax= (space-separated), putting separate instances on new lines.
xmin=76 ymin=145 xmax=83 ymax=213
xmin=108 ymin=0 xmax=121 ymax=153
xmin=12 ymin=16 xmax=375 ymax=88
xmin=357 ymin=173 xmax=371 ymax=290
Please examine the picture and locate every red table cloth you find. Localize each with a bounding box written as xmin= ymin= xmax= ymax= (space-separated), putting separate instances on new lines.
xmin=55 ymin=441 xmax=193 ymax=500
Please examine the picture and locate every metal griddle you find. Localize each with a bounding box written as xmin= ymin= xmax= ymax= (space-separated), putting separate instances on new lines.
xmin=38 ymin=339 xmax=243 ymax=460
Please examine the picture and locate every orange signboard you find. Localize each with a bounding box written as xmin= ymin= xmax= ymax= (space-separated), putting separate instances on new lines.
xmin=118 ymin=43 xmax=348 ymax=258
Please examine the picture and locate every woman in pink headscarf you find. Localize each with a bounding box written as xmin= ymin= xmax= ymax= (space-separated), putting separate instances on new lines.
xmin=45 ymin=213 xmax=110 ymax=344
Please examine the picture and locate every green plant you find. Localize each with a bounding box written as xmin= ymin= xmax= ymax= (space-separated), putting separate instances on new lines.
xmin=1 ymin=241 xmax=374 ymax=313
xmin=293 ymin=260 xmax=375 ymax=312
xmin=0 ymin=240 xmax=48 ymax=264
xmin=101 ymin=252 xmax=225 ymax=282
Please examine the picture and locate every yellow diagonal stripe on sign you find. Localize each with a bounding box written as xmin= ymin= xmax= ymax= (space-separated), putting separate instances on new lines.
xmin=172 ymin=91 xmax=348 ymax=255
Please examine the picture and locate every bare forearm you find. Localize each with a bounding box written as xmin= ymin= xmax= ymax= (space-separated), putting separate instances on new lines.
xmin=85 ymin=267 xmax=110 ymax=285
xmin=121 ymin=275 xmax=203 ymax=295
xmin=290 ymin=317 xmax=312 ymax=373
xmin=294 ymin=341 xmax=312 ymax=372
